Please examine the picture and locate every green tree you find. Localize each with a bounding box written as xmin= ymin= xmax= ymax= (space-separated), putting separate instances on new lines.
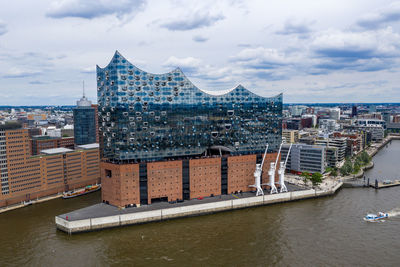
xmin=310 ymin=172 xmax=323 ymax=186
xmin=340 ymin=166 xmax=348 ymax=176
xmin=325 ymin=167 xmax=337 ymax=177
xmin=340 ymin=160 xmax=353 ymax=176
xmin=353 ymin=162 xmax=361 ymax=174
xmin=359 ymin=151 xmax=371 ymax=165
xmin=301 ymin=172 xmax=311 ymax=184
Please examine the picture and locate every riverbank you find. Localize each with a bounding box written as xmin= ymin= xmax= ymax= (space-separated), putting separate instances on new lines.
xmin=0 ymin=193 xmax=63 ymax=214
xmin=0 ymin=184 xmax=100 ymax=214
xmin=56 ymin=181 xmax=343 ymax=234
xmin=337 ymin=135 xmax=399 ymax=181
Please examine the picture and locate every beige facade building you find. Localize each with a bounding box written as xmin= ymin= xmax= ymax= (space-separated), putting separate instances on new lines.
xmin=282 ymin=130 xmax=299 ymax=144
xmin=0 ymin=127 xmax=100 ymax=207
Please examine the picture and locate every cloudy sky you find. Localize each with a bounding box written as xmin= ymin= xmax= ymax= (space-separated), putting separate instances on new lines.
xmin=1 ymin=0 xmax=400 ymax=105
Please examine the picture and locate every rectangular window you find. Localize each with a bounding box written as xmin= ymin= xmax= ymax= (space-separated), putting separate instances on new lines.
xmin=105 ymin=169 xmax=112 ymax=178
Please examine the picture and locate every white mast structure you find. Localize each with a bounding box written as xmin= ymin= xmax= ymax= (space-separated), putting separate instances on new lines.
xmin=264 ymin=143 xmax=282 ymax=194
xmin=278 ymin=143 xmax=292 ymax=193
xmin=249 ymin=144 xmax=269 ymax=196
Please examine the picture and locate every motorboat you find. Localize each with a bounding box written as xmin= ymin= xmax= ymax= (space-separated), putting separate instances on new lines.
xmin=364 ymin=212 xmax=388 ymax=221
xmin=63 ymin=184 xmax=101 ymax=199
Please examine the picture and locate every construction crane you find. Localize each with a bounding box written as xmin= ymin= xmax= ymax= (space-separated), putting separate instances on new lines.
xmin=278 ymin=143 xmax=292 ymax=193
xmin=249 ymin=144 xmax=268 ymax=196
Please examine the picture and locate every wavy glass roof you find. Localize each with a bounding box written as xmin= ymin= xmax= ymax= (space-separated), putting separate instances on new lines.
xmin=96 ymin=51 xmax=282 ymax=107
xmin=96 ymin=51 xmax=283 ymax=161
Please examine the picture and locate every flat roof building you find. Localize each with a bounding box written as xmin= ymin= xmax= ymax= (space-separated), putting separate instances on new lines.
xmin=30 ymin=135 xmax=75 ymax=155
xmin=0 ymin=127 xmax=100 ymax=208
xmin=282 ymin=130 xmax=299 ymax=144
xmin=281 ymin=143 xmax=326 ymax=174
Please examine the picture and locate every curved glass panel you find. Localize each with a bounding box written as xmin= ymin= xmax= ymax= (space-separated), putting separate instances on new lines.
xmin=97 ymin=51 xmax=282 ymax=161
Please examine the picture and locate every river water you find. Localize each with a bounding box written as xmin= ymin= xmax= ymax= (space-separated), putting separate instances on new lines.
xmin=1 ymin=142 xmax=400 ymax=266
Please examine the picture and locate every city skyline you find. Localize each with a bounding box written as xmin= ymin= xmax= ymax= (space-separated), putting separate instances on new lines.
xmin=1 ymin=0 xmax=400 ymax=105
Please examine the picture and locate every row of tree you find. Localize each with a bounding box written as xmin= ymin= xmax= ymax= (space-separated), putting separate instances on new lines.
xmin=339 ymin=151 xmax=371 ymax=176
xmin=300 ymin=172 xmax=323 ymax=187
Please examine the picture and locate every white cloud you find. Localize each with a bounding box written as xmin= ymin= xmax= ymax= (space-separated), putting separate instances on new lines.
xmin=0 ymin=20 xmax=7 ymax=35
xmin=163 ymin=56 xmax=202 ymax=71
xmin=46 ymin=0 xmax=146 ymax=19
xmin=3 ymin=67 xmax=42 ymax=78
xmin=159 ymin=11 xmax=224 ymax=31
xmin=1 ymin=0 xmax=400 ymax=104
xmin=193 ymin=35 xmax=208 ymax=42
xmin=357 ymin=1 xmax=400 ymax=29
xmin=275 ymin=19 xmax=314 ymax=38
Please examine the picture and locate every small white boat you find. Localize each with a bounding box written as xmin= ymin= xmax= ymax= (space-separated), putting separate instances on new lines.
xmin=364 ymin=212 xmax=388 ymax=221
xmin=23 ymin=200 xmax=33 ymax=206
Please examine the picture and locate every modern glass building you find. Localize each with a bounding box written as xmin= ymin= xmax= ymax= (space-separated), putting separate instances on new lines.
xmin=97 ymin=51 xmax=282 ymax=162
xmin=73 ymin=94 xmax=96 ymax=145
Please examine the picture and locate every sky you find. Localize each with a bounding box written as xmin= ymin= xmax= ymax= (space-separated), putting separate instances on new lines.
xmin=1 ymin=0 xmax=400 ymax=105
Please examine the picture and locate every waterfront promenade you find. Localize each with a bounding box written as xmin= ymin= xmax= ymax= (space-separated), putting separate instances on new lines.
xmin=56 ymin=181 xmax=343 ymax=234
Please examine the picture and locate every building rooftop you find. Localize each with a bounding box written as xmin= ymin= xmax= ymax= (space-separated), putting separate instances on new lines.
xmin=0 ymin=121 xmax=22 ymax=130
xmin=76 ymin=143 xmax=99 ymax=150
xmin=40 ymin=147 xmax=74 ymax=154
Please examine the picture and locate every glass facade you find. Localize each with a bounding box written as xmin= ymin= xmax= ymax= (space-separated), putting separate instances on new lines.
xmin=73 ymin=107 xmax=96 ymax=145
xmin=97 ymin=51 xmax=282 ymax=162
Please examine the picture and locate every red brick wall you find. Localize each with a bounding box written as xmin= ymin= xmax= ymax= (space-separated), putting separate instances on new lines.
xmin=227 ymin=154 xmax=256 ymax=194
xmin=189 ymin=158 xmax=221 ymax=199
xmin=261 ymin=153 xmax=280 ymax=189
xmin=147 ymin=161 xmax=182 ymax=204
xmin=227 ymin=153 xmax=280 ymax=193
xmin=99 ymin=153 xmax=280 ymax=207
xmin=100 ymin=161 xmax=140 ymax=207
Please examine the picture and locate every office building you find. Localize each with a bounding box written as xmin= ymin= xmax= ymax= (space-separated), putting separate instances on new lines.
xmin=97 ymin=51 xmax=282 ymax=207
xmin=315 ymin=137 xmax=347 ymax=165
xmin=319 ymin=119 xmax=340 ymax=132
xmin=289 ymin=105 xmax=306 ymax=117
xmin=282 ymin=130 xmax=299 ymax=143
xmin=281 ymin=144 xmax=326 ymax=174
xmin=73 ymin=93 xmax=97 ymax=145
xmin=356 ymin=119 xmax=385 ymax=129
xmin=302 ymin=114 xmax=317 ymax=127
xmin=351 ymin=105 xmax=357 ymax=117
xmin=0 ymin=124 xmax=100 ymax=207
xmin=329 ymin=108 xmax=341 ymax=121
xmin=30 ymin=135 xmax=75 ymax=155
xmin=285 ymin=118 xmax=301 ymax=130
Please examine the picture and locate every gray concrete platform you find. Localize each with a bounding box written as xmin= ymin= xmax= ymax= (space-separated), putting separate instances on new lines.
xmin=56 ymin=182 xmax=342 ymax=234
xmin=59 ymin=184 xmax=303 ymax=221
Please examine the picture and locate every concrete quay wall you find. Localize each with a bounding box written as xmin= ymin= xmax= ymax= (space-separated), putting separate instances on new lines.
xmin=56 ymin=183 xmax=343 ymax=234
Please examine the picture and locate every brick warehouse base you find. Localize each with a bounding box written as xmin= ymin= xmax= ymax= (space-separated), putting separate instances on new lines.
xmin=101 ymin=153 xmax=279 ymax=208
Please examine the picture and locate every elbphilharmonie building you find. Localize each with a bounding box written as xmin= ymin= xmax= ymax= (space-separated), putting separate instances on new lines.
xmin=97 ymin=51 xmax=282 ymax=207
xmin=97 ymin=51 xmax=282 ymax=162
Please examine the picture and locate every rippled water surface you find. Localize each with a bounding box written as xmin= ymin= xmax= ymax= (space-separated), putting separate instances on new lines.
xmin=1 ymin=141 xmax=400 ymax=266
